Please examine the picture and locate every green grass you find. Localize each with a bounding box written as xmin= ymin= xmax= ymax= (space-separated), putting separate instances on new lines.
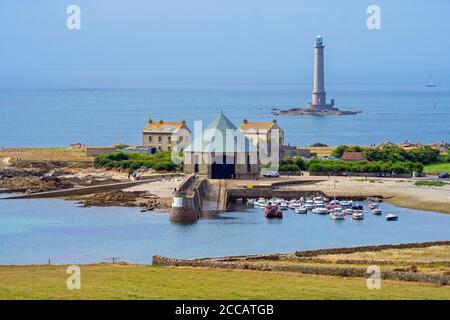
xmin=424 ymin=162 xmax=450 ymax=174
xmin=414 ymin=181 xmax=449 ymax=187
xmin=0 ymin=264 xmax=449 ymax=300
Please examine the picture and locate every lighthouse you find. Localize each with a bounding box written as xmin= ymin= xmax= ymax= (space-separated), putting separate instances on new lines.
xmin=271 ymin=35 xmax=361 ymax=116
xmin=307 ymin=35 xmax=335 ymax=110
xmin=312 ymin=35 xmax=326 ymax=107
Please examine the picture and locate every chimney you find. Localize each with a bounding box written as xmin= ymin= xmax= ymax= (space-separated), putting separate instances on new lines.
xmin=148 ymin=118 xmax=153 ymax=123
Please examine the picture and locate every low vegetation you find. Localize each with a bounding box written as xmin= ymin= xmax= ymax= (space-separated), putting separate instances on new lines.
xmin=333 ymin=145 xmax=444 ymax=165
xmin=94 ymin=151 xmax=178 ymax=172
xmin=307 ymin=158 xmax=423 ymax=174
xmin=1 ymin=264 xmax=449 ymax=300
xmin=414 ymin=181 xmax=449 ymax=187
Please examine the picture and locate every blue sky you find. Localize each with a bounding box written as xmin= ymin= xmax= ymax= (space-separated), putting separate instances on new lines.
xmin=1 ymin=0 xmax=450 ymax=87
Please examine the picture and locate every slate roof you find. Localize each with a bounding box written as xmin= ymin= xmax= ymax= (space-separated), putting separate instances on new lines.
xmin=185 ymin=113 xmax=257 ymax=153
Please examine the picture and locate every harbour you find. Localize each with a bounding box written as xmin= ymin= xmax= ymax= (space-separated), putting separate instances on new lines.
xmin=1 ymin=195 xmax=450 ymax=265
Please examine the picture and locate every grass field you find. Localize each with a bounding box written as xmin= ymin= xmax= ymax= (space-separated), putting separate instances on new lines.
xmin=0 ymin=264 xmax=449 ymax=300
xmin=424 ymin=162 xmax=450 ymax=174
xmin=0 ymin=147 xmax=94 ymax=163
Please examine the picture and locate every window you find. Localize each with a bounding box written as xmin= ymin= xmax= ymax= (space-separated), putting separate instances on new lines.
xmin=167 ymin=136 xmax=171 ymax=142
xmin=148 ymin=136 xmax=152 ymax=142
xmin=158 ymin=136 xmax=162 ymax=142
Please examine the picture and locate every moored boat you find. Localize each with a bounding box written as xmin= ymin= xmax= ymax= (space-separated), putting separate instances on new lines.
xmin=372 ymin=208 xmax=382 ymax=215
xmin=295 ymin=206 xmax=308 ymax=214
xmin=330 ymin=208 xmax=346 ymax=220
xmin=264 ymin=203 xmax=283 ymax=219
xmin=386 ymin=213 xmax=398 ymax=221
xmin=368 ymin=203 xmax=379 ymax=210
xmin=312 ymin=205 xmax=328 ymax=215
xmin=352 ymin=211 xmax=364 ymax=220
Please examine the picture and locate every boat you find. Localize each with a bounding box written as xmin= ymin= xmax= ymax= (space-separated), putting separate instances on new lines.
xmin=372 ymin=208 xmax=382 ymax=215
xmin=329 ymin=200 xmax=339 ymax=205
xmin=368 ymin=203 xmax=379 ymax=210
xmin=352 ymin=211 xmax=364 ymax=220
xmin=304 ymin=200 xmax=315 ymax=210
xmin=343 ymin=208 xmax=353 ymax=215
xmin=330 ymin=208 xmax=346 ymax=220
xmin=426 ymin=73 xmax=436 ymax=88
xmin=246 ymin=198 xmax=256 ymax=206
xmin=279 ymin=201 xmax=289 ymax=210
xmin=340 ymin=200 xmax=351 ymax=208
xmin=352 ymin=204 xmax=363 ymax=210
xmin=254 ymin=198 xmax=267 ymax=208
xmin=264 ymin=204 xmax=283 ymax=219
xmin=386 ymin=213 xmax=398 ymax=221
xmin=312 ymin=205 xmax=328 ymax=215
xmin=295 ymin=206 xmax=308 ymax=214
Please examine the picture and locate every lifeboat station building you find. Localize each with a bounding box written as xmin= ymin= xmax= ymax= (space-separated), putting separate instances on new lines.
xmin=183 ymin=113 xmax=259 ymax=179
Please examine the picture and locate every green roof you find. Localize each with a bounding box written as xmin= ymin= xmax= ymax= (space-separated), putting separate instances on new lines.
xmin=185 ymin=113 xmax=257 ymax=153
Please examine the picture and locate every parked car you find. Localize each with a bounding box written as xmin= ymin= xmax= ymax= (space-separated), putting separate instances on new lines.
xmin=438 ymin=172 xmax=450 ymax=179
xmin=262 ymin=170 xmax=280 ymax=178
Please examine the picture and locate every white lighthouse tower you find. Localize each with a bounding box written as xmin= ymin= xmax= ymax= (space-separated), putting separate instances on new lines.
xmin=308 ymin=35 xmax=334 ymax=110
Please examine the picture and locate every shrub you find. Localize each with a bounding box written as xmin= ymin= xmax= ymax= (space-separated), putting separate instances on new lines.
xmin=94 ymin=151 xmax=178 ymax=172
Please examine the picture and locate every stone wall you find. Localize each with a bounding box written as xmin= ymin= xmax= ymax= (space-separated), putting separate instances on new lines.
xmin=152 ymin=255 xmax=450 ymax=285
xmin=152 ymin=241 xmax=450 ymax=285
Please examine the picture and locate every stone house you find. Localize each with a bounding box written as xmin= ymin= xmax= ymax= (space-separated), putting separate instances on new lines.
xmin=238 ymin=119 xmax=284 ymax=163
xmin=142 ymin=119 xmax=190 ymax=152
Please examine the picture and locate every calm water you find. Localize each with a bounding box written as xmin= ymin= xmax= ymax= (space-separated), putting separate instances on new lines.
xmin=0 ymin=82 xmax=449 ymax=147
xmin=1 ymin=198 xmax=449 ymax=265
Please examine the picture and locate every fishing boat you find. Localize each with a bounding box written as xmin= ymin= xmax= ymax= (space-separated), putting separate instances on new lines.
xmin=426 ymin=73 xmax=436 ymax=87
xmin=295 ymin=206 xmax=308 ymax=214
xmin=330 ymin=208 xmax=346 ymax=220
xmin=372 ymin=208 xmax=382 ymax=215
xmin=312 ymin=205 xmax=328 ymax=215
xmin=264 ymin=204 xmax=283 ymax=219
xmin=386 ymin=213 xmax=398 ymax=221
xmin=352 ymin=211 xmax=364 ymax=220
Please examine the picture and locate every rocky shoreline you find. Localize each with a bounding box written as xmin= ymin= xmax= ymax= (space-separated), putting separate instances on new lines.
xmin=0 ymin=160 xmax=172 ymax=210
xmin=272 ymin=105 xmax=362 ymax=116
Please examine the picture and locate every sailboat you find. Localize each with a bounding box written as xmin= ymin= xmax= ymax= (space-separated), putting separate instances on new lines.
xmin=426 ymin=73 xmax=436 ymax=87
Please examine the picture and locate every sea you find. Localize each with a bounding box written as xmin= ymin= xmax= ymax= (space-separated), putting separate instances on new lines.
xmin=0 ymin=81 xmax=449 ymax=148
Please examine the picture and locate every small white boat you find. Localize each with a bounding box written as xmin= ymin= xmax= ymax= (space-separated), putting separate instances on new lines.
xmin=295 ymin=206 xmax=308 ymax=214
xmin=343 ymin=208 xmax=353 ymax=215
xmin=386 ymin=213 xmax=398 ymax=221
xmin=329 ymin=200 xmax=339 ymax=205
xmin=368 ymin=203 xmax=379 ymax=210
xmin=312 ymin=205 xmax=328 ymax=215
xmin=254 ymin=198 xmax=266 ymax=208
xmin=372 ymin=208 xmax=382 ymax=215
xmin=304 ymin=200 xmax=315 ymax=210
xmin=247 ymin=198 xmax=256 ymax=206
xmin=279 ymin=201 xmax=289 ymax=210
xmin=352 ymin=211 xmax=364 ymax=220
xmin=330 ymin=208 xmax=346 ymax=220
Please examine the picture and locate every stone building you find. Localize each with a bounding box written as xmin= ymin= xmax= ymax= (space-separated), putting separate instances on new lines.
xmin=142 ymin=119 xmax=190 ymax=152
xmin=239 ymin=119 xmax=284 ymax=163
xmin=184 ymin=113 xmax=259 ymax=179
